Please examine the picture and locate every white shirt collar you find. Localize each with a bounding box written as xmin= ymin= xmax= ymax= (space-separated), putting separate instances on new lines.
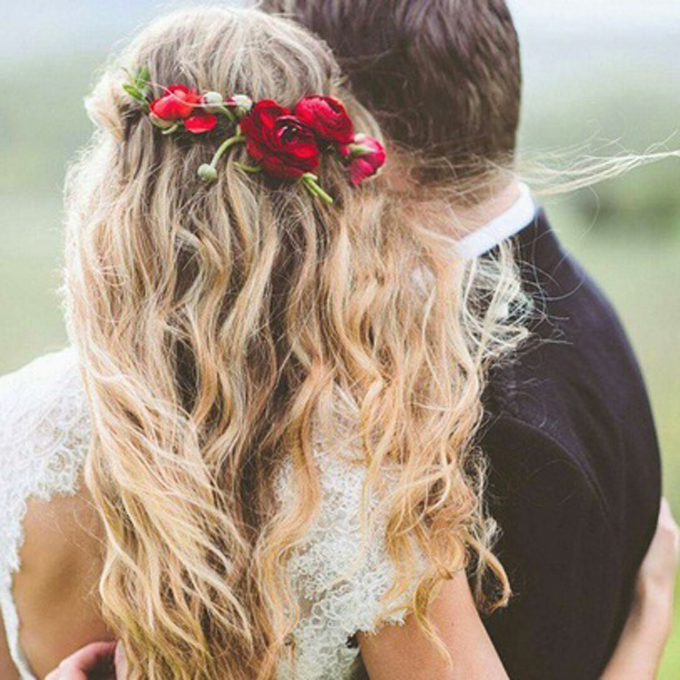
xmin=456 ymin=182 xmax=536 ymax=261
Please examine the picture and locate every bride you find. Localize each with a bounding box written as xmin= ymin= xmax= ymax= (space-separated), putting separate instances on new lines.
xmin=0 ymin=7 xmax=677 ymax=680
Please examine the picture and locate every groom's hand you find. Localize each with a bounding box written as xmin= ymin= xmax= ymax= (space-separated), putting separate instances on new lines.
xmin=637 ymin=498 xmax=680 ymax=598
xmin=634 ymin=497 xmax=680 ymax=640
xmin=45 ymin=641 xmax=127 ymax=680
xmin=600 ymin=499 xmax=680 ymax=680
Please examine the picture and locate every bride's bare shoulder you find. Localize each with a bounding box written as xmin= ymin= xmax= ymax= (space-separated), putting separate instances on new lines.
xmin=13 ymin=485 xmax=113 ymax=678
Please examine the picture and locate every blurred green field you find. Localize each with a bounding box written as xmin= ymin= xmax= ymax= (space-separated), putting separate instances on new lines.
xmin=1 ymin=49 xmax=679 ymax=676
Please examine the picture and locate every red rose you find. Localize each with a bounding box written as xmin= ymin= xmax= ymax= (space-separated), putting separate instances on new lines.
xmin=150 ymin=85 xmax=201 ymax=121
xmin=184 ymin=113 xmax=218 ymax=134
xmin=241 ymin=100 xmax=320 ymax=180
xmin=294 ymin=96 xmax=354 ymax=145
xmin=342 ymin=134 xmax=386 ymax=186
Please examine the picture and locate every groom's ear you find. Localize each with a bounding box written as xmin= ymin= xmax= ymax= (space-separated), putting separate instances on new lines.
xmin=260 ymin=0 xmax=522 ymax=176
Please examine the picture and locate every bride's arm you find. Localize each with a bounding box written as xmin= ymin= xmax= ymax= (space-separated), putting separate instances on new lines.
xmin=360 ymin=499 xmax=679 ymax=680
xmin=359 ymin=573 xmax=509 ymax=680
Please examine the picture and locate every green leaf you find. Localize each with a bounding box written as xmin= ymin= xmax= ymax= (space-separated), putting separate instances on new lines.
xmin=135 ymin=65 xmax=151 ymax=90
xmin=123 ymin=84 xmax=145 ymax=101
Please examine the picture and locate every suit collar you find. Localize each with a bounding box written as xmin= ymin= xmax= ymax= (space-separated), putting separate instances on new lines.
xmin=457 ymin=182 xmax=537 ymax=260
xmin=514 ymin=208 xmax=567 ymax=270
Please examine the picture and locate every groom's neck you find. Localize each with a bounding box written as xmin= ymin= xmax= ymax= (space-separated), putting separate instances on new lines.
xmin=447 ymin=180 xmax=522 ymax=239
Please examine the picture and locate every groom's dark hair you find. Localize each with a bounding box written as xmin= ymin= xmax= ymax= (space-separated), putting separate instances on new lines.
xmin=259 ymin=0 xmax=522 ymax=174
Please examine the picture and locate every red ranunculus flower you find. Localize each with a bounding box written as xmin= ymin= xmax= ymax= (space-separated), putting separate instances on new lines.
xmin=294 ymin=96 xmax=354 ymax=145
xmin=241 ymin=100 xmax=320 ymax=180
xmin=150 ymin=85 xmax=201 ymax=121
xmin=184 ymin=113 xmax=218 ymax=134
xmin=343 ymin=134 xmax=386 ymax=186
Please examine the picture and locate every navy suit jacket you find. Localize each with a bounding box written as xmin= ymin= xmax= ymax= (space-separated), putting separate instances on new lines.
xmin=481 ymin=210 xmax=662 ymax=679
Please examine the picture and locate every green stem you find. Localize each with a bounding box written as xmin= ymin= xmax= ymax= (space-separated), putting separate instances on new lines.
xmin=162 ymin=123 xmax=179 ymax=135
xmin=234 ymin=162 xmax=262 ymax=174
xmin=217 ymin=105 xmax=236 ymax=122
xmin=301 ymin=173 xmax=334 ymax=205
xmin=210 ymin=134 xmax=246 ymax=169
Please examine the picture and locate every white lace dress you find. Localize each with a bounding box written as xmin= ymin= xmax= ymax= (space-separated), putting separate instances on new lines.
xmin=0 ymin=348 xmax=415 ymax=680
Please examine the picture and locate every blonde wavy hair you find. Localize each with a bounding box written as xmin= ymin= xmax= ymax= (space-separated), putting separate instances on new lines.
xmin=63 ymin=7 xmax=529 ymax=679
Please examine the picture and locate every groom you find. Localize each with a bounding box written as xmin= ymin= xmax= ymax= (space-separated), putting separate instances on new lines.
xmin=260 ymin=2 xmax=662 ymax=679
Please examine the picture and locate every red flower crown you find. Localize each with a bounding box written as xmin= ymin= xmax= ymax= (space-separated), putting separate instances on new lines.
xmin=123 ymin=67 xmax=386 ymax=204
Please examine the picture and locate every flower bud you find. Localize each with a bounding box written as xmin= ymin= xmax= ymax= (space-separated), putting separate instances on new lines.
xmin=149 ymin=113 xmax=176 ymax=130
xmin=202 ymin=91 xmax=224 ymax=113
xmin=348 ymin=143 xmax=374 ymax=157
xmin=228 ymin=94 xmax=253 ymax=117
xmin=344 ymin=134 xmax=386 ymax=186
xmin=198 ymin=164 xmax=218 ymax=182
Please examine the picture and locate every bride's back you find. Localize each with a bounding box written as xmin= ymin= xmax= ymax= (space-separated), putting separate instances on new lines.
xmin=15 ymin=485 xmax=109 ymax=677
xmin=1 ymin=6 xmax=524 ymax=679
xmin=0 ymin=348 xmax=462 ymax=679
xmin=0 ymin=349 xmax=109 ymax=678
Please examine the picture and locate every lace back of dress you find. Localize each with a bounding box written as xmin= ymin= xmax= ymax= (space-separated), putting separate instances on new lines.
xmin=0 ymin=352 xmax=419 ymax=680
xmin=277 ymin=400 xmax=417 ymax=679
xmin=0 ymin=348 xmax=90 ymax=679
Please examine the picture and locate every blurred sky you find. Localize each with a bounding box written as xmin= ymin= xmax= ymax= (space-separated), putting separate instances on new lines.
xmin=510 ymin=0 xmax=680 ymax=34
xmin=0 ymin=0 xmax=679 ymax=68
